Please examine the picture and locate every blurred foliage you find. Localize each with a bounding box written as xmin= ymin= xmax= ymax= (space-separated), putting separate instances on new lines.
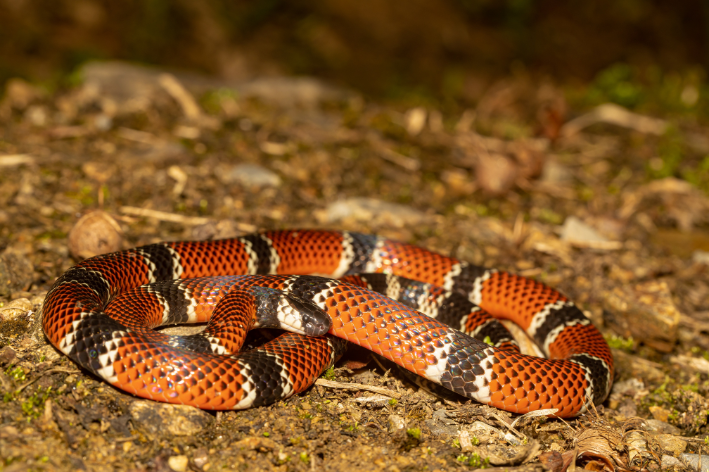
xmin=574 ymin=63 xmax=706 ymax=117
xmin=0 ymin=0 xmax=706 ymax=106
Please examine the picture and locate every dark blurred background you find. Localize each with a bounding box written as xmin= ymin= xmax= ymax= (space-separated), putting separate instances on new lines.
xmin=0 ymin=0 xmax=706 ymax=106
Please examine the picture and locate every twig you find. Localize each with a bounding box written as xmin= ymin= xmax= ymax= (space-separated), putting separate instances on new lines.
xmin=119 ymin=206 xmax=211 ymax=225
xmin=561 ymin=103 xmax=668 ymax=136
xmin=0 ymin=154 xmax=35 ymax=167
xmin=16 ymin=368 xmax=80 ymax=393
xmin=158 ymin=73 xmax=202 ymax=121
xmin=120 ymin=206 xmax=257 ymax=233
xmin=314 ymin=379 xmax=402 ymax=399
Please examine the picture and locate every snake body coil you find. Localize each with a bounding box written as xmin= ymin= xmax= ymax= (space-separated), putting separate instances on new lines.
xmin=42 ymin=230 xmax=613 ymax=418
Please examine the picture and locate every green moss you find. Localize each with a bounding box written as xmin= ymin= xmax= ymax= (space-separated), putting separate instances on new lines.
xmin=456 ymin=453 xmax=490 ymax=468
xmin=406 ymin=427 xmax=421 ymax=440
xmin=5 ymin=365 xmax=26 ymax=382
xmin=22 ymin=386 xmax=52 ymax=421
xmin=605 ymin=334 xmax=635 ymax=352
xmin=322 ymin=366 xmax=336 ymax=381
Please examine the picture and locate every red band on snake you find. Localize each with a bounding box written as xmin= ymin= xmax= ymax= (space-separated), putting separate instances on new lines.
xmin=41 ymin=230 xmax=613 ymax=418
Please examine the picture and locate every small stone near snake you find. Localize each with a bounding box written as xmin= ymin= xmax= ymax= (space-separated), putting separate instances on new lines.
xmin=458 ymin=430 xmax=473 ymax=452
xmin=560 ymin=216 xmax=609 ymax=244
xmin=222 ymin=163 xmax=281 ymax=188
xmin=129 ymin=401 xmax=213 ymax=438
xmin=0 ymin=346 xmax=16 ymax=366
xmin=68 ymin=210 xmax=123 ymax=260
xmin=388 ymin=414 xmax=405 ymax=433
xmin=0 ymin=252 xmax=34 ymax=298
xmin=0 ymin=298 xmax=32 ymax=322
xmin=167 ymin=455 xmax=188 ymax=472
xmin=603 ymin=280 xmax=680 ymax=353
xmin=424 ymin=418 xmax=459 ymax=437
xmin=641 ymin=419 xmax=681 ymax=435
xmin=324 ymin=197 xmax=426 ymax=227
xmin=192 ymin=448 xmax=209 ymax=469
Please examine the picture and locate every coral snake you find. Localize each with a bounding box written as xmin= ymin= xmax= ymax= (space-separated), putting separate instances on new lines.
xmin=42 ymin=229 xmax=613 ymax=418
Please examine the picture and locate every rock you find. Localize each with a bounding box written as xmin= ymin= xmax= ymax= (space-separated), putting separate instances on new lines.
xmin=648 ymin=406 xmax=671 ymax=423
xmin=236 ymin=76 xmax=354 ymax=108
xmin=679 ymin=453 xmax=709 ymax=472
xmin=561 ymin=216 xmax=606 ymax=244
xmin=540 ymin=159 xmax=573 ymax=184
xmin=458 ymin=430 xmax=474 ymax=452
xmin=425 ymin=410 xmax=459 ymax=437
xmin=128 ymin=401 xmax=213 ymax=438
xmin=484 ymin=440 xmax=541 ymax=466
xmin=0 ymin=298 xmax=33 ymax=322
xmin=0 ymin=252 xmax=33 ymax=298
xmin=388 ymin=414 xmax=405 ymax=433
xmin=603 ymin=280 xmax=681 ymax=352
xmin=67 ymin=211 xmax=123 ymax=260
xmin=167 ymin=455 xmax=189 ymax=472
xmin=192 ymin=448 xmax=209 ymax=469
xmin=323 ymin=197 xmax=427 ymax=227
xmin=611 ymin=350 xmax=664 ymax=384
xmin=642 ymin=419 xmax=681 ymax=435
xmin=693 ymin=250 xmax=709 ymax=265
xmin=611 ymin=378 xmax=645 ymax=397
xmin=661 ymin=454 xmax=683 ymax=470
xmin=221 ymin=163 xmax=281 ymax=188
xmin=232 ymin=436 xmax=279 ymax=451
xmin=425 ymin=420 xmax=458 ymax=438
xmin=81 ymin=61 xmax=355 ymax=113
xmin=654 ymin=434 xmax=687 ymax=456
xmin=0 ymin=346 xmax=16 ymax=366
xmin=560 ymin=216 xmax=622 ymax=250
xmin=405 ymin=107 xmax=426 ymax=135
xmin=469 ymin=421 xmax=508 ymax=444
xmin=474 ymin=153 xmax=518 ymax=196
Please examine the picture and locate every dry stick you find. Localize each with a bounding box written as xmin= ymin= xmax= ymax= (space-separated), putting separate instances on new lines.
xmin=314 ymin=379 xmax=402 ymax=399
xmin=16 ymin=368 xmax=81 ymax=393
xmin=119 ymin=206 xmax=257 ymax=232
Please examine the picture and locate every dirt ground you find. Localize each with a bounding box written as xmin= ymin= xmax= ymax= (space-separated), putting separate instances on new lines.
xmin=1 ymin=61 xmax=709 ymax=471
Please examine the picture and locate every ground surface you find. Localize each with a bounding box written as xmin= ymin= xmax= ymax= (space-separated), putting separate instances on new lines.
xmin=1 ymin=62 xmax=709 ymax=471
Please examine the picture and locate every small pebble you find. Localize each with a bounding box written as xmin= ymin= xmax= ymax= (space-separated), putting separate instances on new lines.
xmin=0 ymin=298 xmax=33 ymax=322
xmin=693 ymin=250 xmax=709 ymax=265
xmin=168 ymin=455 xmax=189 ymax=472
xmin=68 ymin=211 xmax=123 ymax=260
xmin=324 ymin=197 xmax=426 ymax=227
xmin=193 ymin=448 xmax=209 ymax=468
xmin=0 ymin=252 xmax=34 ymax=298
xmin=222 ymin=163 xmax=281 ymax=188
xmin=129 ymin=401 xmax=213 ymax=437
xmin=560 ymin=216 xmax=609 ymax=244
xmin=0 ymin=346 xmax=17 ymax=366
xmin=458 ymin=430 xmax=473 ymax=452
xmin=388 ymin=414 xmax=405 ymax=433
